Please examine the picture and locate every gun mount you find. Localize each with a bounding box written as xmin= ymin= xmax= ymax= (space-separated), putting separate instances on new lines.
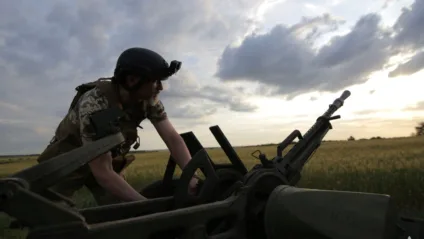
xmin=0 ymin=90 xmax=423 ymax=239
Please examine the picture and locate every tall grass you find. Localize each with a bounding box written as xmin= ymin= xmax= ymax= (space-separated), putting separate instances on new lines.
xmin=0 ymin=136 xmax=423 ymax=238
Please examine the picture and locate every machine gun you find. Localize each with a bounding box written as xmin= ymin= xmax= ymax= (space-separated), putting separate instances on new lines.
xmin=0 ymin=90 xmax=423 ymax=239
xmin=251 ymin=90 xmax=352 ymax=185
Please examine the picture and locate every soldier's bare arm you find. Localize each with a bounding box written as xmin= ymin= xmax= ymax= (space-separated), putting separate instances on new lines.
xmin=154 ymin=119 xmax=192 ymax=169
xmin=147 ymin=99 xmax=192 ymax=169
xmin=148 ymin=98 xmax=199 ymax=194
xmin=78 ymin=89 xmax=146 ymax=201
xmin=88 ymin=152 xmax=146 ymax=201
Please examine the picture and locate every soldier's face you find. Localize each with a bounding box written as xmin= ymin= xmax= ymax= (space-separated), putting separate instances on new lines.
xmin=143 ymin=79 xmax=163 ymax=98
xmin=126 ymin=75 xmax=163 ymax=100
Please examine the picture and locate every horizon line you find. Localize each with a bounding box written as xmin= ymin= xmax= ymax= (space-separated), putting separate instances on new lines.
xmin=0 ymin=135 xmax=416 ymax=158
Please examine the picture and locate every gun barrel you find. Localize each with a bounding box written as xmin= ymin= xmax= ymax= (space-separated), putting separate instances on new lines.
xmin=301 ymin=90 xmax=350 ymax=140
xmin=340 ymin=90 xmax=351 ymax=100
xmin=323 ymin=90 xmax=351 ymax=118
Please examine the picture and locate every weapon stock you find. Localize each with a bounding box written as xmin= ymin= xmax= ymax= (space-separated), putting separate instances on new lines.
xmin=1 ymin=90 xmax=423 ymax=239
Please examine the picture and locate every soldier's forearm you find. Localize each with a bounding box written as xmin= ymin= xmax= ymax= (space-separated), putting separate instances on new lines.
xmin=95 ymin=170 xmax=146 ymax=202
xmin=88 ymin=153 xmax=146 ymax=202
xmin=167 ymin=135 xmax=192 ymax=170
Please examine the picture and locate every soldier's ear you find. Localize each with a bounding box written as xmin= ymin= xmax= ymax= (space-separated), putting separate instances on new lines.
xmin=126 ymin=75 xmax=140 ymax=86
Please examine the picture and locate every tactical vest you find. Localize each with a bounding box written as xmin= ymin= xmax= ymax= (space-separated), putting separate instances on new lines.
xmin=37 ymin=78 xmax=145 ymax=163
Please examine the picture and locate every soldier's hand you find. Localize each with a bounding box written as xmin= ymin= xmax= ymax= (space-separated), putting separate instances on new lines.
xmin=188 ymin=175 xmax=200 ymax=196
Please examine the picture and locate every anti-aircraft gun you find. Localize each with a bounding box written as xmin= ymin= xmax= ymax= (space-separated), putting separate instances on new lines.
xmin=0 ymin=90 xmax=423 ymax=239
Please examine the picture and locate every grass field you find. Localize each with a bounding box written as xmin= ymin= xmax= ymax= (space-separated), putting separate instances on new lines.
xmin=0 ymin=136 xmax=423 ymax=238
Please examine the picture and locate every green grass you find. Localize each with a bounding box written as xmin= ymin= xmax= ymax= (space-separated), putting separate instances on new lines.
xmin=1 ymin=136 xmax=424 ymax=238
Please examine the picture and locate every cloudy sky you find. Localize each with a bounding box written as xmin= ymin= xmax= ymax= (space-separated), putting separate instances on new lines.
xmin=1 ymin=0 xmax=423 ymax=155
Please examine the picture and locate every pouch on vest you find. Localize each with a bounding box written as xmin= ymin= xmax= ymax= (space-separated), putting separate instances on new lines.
xmin=89 ymin=106 xmax=126 ymax=140
xmin=68 ymin=82 xmax=99 ymax=112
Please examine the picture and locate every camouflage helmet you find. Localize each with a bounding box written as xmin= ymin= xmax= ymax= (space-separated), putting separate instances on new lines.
xmin=113 ymin=47 xmax=181 ymax=91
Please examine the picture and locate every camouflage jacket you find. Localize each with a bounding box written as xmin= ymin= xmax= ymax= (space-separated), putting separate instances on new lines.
xmin=37 ymin=78 xmax=167 ymax=163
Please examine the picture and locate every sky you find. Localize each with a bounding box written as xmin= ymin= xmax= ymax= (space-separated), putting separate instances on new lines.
xmin=0 ymin=0 xmax=423 ymax=155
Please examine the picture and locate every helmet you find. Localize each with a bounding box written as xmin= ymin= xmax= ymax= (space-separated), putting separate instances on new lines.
xmin=113 ymin=47 xmax=181 ymax=91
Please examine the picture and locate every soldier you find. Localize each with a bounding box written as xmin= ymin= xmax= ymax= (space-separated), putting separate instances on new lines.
xmin=36 ymin=47 xmax=199 ymax=206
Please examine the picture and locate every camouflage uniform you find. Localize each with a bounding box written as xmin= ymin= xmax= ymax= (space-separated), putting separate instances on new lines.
xmin=37 ymin=80 xmax=167 ymax=206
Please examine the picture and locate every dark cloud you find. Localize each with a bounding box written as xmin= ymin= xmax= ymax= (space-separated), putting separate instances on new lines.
xmin=388 ymin=50 xmax=424 ymax=77
xmin=160 ymin=69 xmax=257 ymax=121
xmin=215 ymin=0 xmax=424 ymax=97
xmin=215 ymin=13 xmax=393 ymax=98
xmin=0 ymin=0 xmax=262 ymax=102
xmin=387 ymin=0 xmax=424 ymax=77
xmin=392 ymin=0 xmax=424 ymax=50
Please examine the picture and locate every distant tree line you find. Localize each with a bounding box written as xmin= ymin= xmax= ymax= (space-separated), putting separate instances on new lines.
xmin=415 ymin=121 xmax=424 ymax=136
xmin=347 ymin=121 xmax=424 ymax=141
